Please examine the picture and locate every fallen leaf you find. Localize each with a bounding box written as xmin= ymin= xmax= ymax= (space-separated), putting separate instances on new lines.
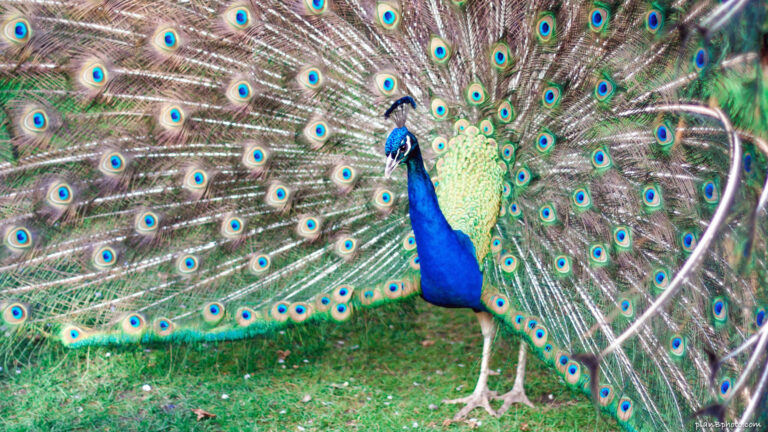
xmin=191 ymin=408 xmax=216 ymax=421
xmin=301 ymin=394 xmax=312 ymax=403
xmin=520 ymin=423 xmax=529 ymax=431
xmin=276 ymin=350 xmax=291 ymax=361
xmin=488 ymin=370 xmax=500 ymax=376
xmin=421 ymin=339 xmax=435 ymax=347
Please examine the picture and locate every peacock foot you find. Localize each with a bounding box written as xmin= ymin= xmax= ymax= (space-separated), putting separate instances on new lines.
xmin=494 ymin=386 xmax=535 ymax=415
xmin=442 ymin=389 xmax=500 ymax=419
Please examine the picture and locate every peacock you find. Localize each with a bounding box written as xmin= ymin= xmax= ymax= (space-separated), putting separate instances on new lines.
xmin=1 ymin=0 xmax=767 ymax=430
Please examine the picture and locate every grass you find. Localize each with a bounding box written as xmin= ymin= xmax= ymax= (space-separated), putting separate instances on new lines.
xmin=0 ymin=300 xmax=620 ymax=432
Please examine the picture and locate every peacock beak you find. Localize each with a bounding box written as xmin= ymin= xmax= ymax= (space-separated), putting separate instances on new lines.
xmin=384 ymin=153 xmax=399 ymax=179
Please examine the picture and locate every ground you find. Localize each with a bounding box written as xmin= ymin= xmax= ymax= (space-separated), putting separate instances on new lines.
xmin=0 ymin=300 xmax=620 ymax=431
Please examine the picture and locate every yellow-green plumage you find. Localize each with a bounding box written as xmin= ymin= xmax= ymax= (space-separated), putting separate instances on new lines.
xmin=435 ymin=122 xmax=504 ymax=263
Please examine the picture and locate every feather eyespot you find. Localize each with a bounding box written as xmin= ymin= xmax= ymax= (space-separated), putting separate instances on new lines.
xmin=618 ymin=298 xmax=634 ymax=318
xmin=466 ymin=83 xmax=487 ymax=105
xmin=429 ymin=36 xmax=451 ymax=64
xmin=712 ymin=296 xmax=727 ymax=325
xmin=588 ymin=244 xmax=609 ymax=266
xmin=431 ymin=98 xmax=448 ymax=120
xmin=80 ymin=61 xmax=110 ymax=90
xmin=271 ymin=302 xmax=290 ymax=321
xmin=176 ymin=254 xmax=199 ymax=274
xmin=2 ymin=303 xmax=29 ymax=325
xmin=373 ymin=188 xmax=395 ymax=211
xmin=22 ymin=109 xmax=49 ymax=133
xmin=571 ymin=187 xmax=591 ymax=210
xmin=202 ymin=302 xmax=225 ymax=324
xmin=642 ymin=185 xmax=662 ymax=210
xmin=331 ymin=302 xmax=352 ymax=322
xmin=755 ymin=307 xmax=766 ymax=328
xmin=154 ymin=317 xmax=175 ymax=336
xmin=235 ymin=307 xmax=257 ymax=327
xmin=304 ymin=119 xmax=330 ymax=148
xmin=554 ymin=255 xmax=571 ymax=276
xmin=221 ymin=215 xmax=245 ymax=238
xmin=4 ymin=226 xmax=32 ymax=252
xmin=500 ymin=143 xmax=515 ymax=162
xmin=3 ymin=16 xmax=31 ymax=45
xmin=46 ymin=181 xmax=74 ymax=207
xmin=744 ymin=151 xmax=754 ymax=174
xmin=565 ymin=361 xmax=581 ymax=384
xmin=183 ymin=168 xmax=209 ymax=192
xmin=99 ymin=152 xmax=127 ymax=176
xmin=613 ymin=226 xmax=631 ymax=250
xmin=588 ymin=5 xmax=609 ymax=33
xmin=536 ymin=131 xmax=555 ymax=153
xmin=249 ymin=254 xmax=271 ymax=275
xmin=617 ymin=398 xmax=633 ymax=421
xmin=541 ymin=85 xmax=561 ymax=108
xmin=479 ymin=119 xmax=494 ymax=136
xmin=62 ymin=325 xmax=88 ymax=345
xmin=651 ymin=268 xmax=669 ymax=293
xmin=454 ymin=119 xmax=469 ymax=133
xmin=654 ymin=122 xmax=674 ymax=148
xmin=431 ymin=136 xmax=448 ymax=154
xmin=497 ymin=101 xmax=514 ymax=123
xmin=333 ymin=285 xmax=354 ymax=304
xmin=402 ymin=232 xmax=416 ymax=251
xmin=227 ymin=79 xmax=255 ymax=104
xmin=298 ymin=67 xmax=323 ymax=90
xmin=591 ymin=147 xmax=611 ymax=170
xmin=508 ymin=201 xmax=522 ymax=218
xmin=499 ymin=254 xmax=518 ymax=273
xmin=223 ymin=5 xmax=253 ymax=30
xmin=374 ymin=73 xmax=398 ymax=96
xmin=718 ymin=378 xmax=732 ymax=400
xmin=645 ymin=9 xmax=663 ymax=33
xmin=304 ymin=0 xmax=328 ymax=15
xmin=702 ymin=180 xmax=719 ymax=204
xmin=680 ymin=231 xmax=697 ymax=253
xmin=159 ymin=105 xmax=185 ymax=130
xmin=331 ymin=164 xmax=356 ymax=190
xmin=92 ymin=245 xmax=118 ymax=269
xmin=135 ymin=211 xmax=159 ymax=235
xmin=598 ymin=385 xmax=614 ymax=406
xmin=536 ymin=13 xmax=555 ymax=43
xmin=335 ymin=237 xmax=357 ymax=257
xmin=501 ymin=182 xmax=511 ymax=198
xmin=539 ymin=203 xmax=557 ymax=225
xmin=514 ymin=167 xmax=531 ymax=188
xmin=531 ymin=325 xmax=548 ymax=347
xmin=490 ymin=236 xmax=503 ymax=254
xmin=243 ymin=144 xmax=270 ymax=173
xmin=376 ymin=3 xmax=400 ymax=30
xmin=594 ymin=78 xmax=614 ymax=102
xmin=121 ymin=313 xmax=147 ymax=334
xmin=490 ymin=42 xmax=511 ymax=69
xmin=297 ymin=216 xmax=321 ymax=240
xmin=152 ymin=26 xmax=181 ymax=53
xmin=693 ymin=47 xmax=709 ymax=72
xmin=668 ymin=335 xmax=686 ymax=359
xmin=266 ymin=183 xmax=291 ymax=209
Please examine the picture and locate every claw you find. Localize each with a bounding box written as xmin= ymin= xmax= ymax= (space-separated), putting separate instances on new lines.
xmin=443 ymin=389 xmax=500 ymax=419
xmin=494 ymin=386 xmax=534 ymax=415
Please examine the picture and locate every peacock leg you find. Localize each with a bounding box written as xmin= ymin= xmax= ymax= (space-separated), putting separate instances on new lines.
xmin=494 ymin=342 xmax=535 ymax=414
xmin=442 ymin=311 xmax=500 ymax=419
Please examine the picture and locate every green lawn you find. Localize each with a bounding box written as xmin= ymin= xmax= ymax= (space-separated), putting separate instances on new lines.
xmin=0 ymin=300 xmax=620 ymax=431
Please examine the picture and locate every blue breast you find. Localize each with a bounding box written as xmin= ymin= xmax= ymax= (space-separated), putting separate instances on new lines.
xmin=405 ymin=150 xmax=486 ymax=312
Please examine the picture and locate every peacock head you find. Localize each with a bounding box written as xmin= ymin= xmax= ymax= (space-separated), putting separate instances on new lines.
xmin=383 ymin=96 xmax=418 ymax=178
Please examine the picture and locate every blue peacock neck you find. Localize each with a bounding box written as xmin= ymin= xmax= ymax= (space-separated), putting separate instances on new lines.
xmin=404 ymin=144 xmax=485 ymax=311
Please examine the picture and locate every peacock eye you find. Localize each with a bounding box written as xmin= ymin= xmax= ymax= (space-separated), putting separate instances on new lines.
xmin=223 ymin=5 xmax=253 ymax=30
xmin=79 ymin=61 xmax=110 ymax=90
xmin=152 ymin=26 xmax=181 ymax=54
xmin=3 ymin=16 xmax=32 ymax=45
xmin=298 ymin=67 xmax=323 ymax=90
xmin=429 ymin=36 xmax=451 ymax=64
xmin=304 ymin=0 xmax=328 ymax=14
xmin=376 ymin=3 xmax=401 ymax=30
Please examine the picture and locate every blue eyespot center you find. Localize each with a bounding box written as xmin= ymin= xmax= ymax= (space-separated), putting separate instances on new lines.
xmin=436 ymin=105 xmax=445 ymax=115
xmin=70 ymin=330 xmax=79 ymax=339
xmin=655 ymin=272 xmax=665 ymax=284
xmin=253 ymin=150 xmax=263 ymax=161
xmin=235 ymin=9 xmax=248 ymax=25
xmin=11 ymin=306 xmax=22 ymax=318
xmin=617 ymin=231 xmax=626 ymax=241
xmin=539 ymin=21 xmax=550 ymax=36
xmin=308 ymin=71 xmax=319 ymax=84
xmin=383 ymin=10 xmax=395 ymax=24
xmin=276 ymin=188 xmax=286 ymax=199
xmin=58 ymin=186 xmax=69 ymax=200
xmin=505 ymin=258 xmax=513 ymax=266
xmin=621 ymin=401 xmax=630 ymax=412
xmin=545 ymin=90 xmax=555 ymax=103
xmin=695 ymin=49 xmax=707 ymax=68
xmin=593 ymin=247 xmax=602 ymax=258
xmin=14 ymin=22 xmax=27 ymax=38
xmin=209 ymin=305 xmax=219 ymax=315
xmin=306 ymin=219 xmax=316 ymax=230
xmin=704 ymin=182 xmax=715 ymax=198
xmin=92 ymin=67 xmax=104 ymax=83
xmin=383 ymin=78 xmax=394 ymax=90
xmin=648 ymin=11 xmax=659 ymax=29
xmin=601 ymin=388 xmax=610 ymax=397
xmin=163 ymin=31 xmax=176 ymax=47
xmin=339 ymin=288 xmax=348 ymax=296
xmin=32 ymin=112 xmax=45 ymax=128
xmin=258 ymin=257 xmax=267 ymax=267
xmin=296 ymin=306 xmax=305 ymax=314
xmin=15 ymin=229 xmax=28 ymax=244
xmin=559 ymin=355 xmax=568 ymax=365
xmin=598 ymin=82 xmax=608 ymax=95
xmin=389 ymin=283 xmax=398 ymax=292
xmin=237 ymin=84 xmax=249 ymax=98
xmin=684 ymin=233 xmax=693 ymax=248
xmin=170 ymin=108 xmax=181 ymax=122
xmin=231 ymin=219 xmax=241 ymax=231
xmin=557 ymin=258 xmax=565 ymax=268
xmin=591 ymin=10 xmax=603 ymax=26
xmin=569 ymin=365 xmax=577 ymax=375
xmin=721 ymin=381 xmax=730 ymax=394
xmin=756 ymin=310 xmax=765 ymax=327
xmin=312 ymin=0 xmax=324 ymax=10
xmin=344 ymin=240 xmax=352 ymax=249
xmin=321 ymin=297 xmax=330 ymax=305
xmin=495 ymin=52 xmax=505 ymax=64
xmin=382 ymin=192 xmax=391 ymax=202
xmin=536 ymin=329 xmax=544 ymax=338
xmin=278 ymin=304 xmax=287 ymax=313
xmin=336 ymin=304 xmax=346 ymax=313
xmin=160 ymin=320 xmax=169 ymax=329
xmin=621 ymin=300 xmax=630 ymax=311
xmin=315 ymin=124 xmax=325 ymax=136
xmin=576 ymin=192 xmax=585 ymax=203
xmin=657 ymin=125 xmax=668 ymax=141
xmin=102 ymin=250 xmax=113 ymax=262
xmin=496 ymin=298 xmax=505 ymax=307
xmin=185 ymin=258 xmax=194 ymax=268
xmin=129 ymin=316 xmax=140 ymax=327
xmin=110 ymin=156 xmax=122 ymax=168
xmin=194 ymin=172 xmax=204 ymax=184
xmin=714 ymin=301 xmax=724 ymax=315
xmin=435 ymin=46 xmax=446 ymax=58
xmin=144 ymin=215 xmax=155 ymax=226
xmin=744 ymin=154 xmax=752 ymax=173
xmin=645 ymin=189 xmax=656 ymax=202
xmin=672 ymin=338 xmax=681 ymax=349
